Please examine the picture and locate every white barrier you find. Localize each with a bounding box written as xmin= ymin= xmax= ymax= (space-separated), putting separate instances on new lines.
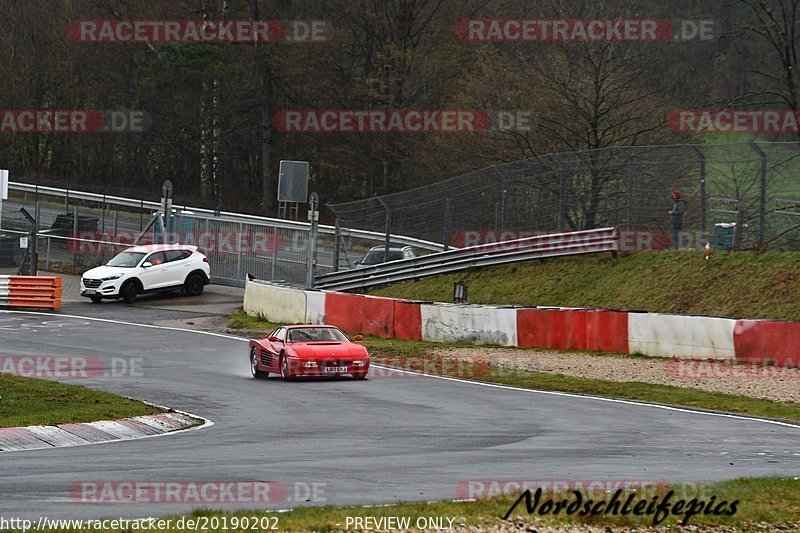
xmin=421 ymin=304 xmax=518 ymax=346
xmin=628 ymin=313 xmax=736 ymax=359
xmin=243 ymin=281 xmax=306 ymax=324
xmin=304 ymin=290 xmax=327 ymax=324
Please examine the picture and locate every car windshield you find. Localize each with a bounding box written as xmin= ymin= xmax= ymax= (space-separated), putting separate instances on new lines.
xmin=106 ymin=251 xmax=146 ymax=268
xmin=287 ymin=327 xmax=349 ymax=343
xmin=359 ymin=250 xmax=402 ymax=265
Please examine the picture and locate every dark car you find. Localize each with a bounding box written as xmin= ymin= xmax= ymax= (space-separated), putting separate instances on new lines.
xmin=355 ymin=245 xmax=416 ymax=267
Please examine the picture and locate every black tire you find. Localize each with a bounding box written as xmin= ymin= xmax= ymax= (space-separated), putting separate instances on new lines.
xmin=279 ymin=353 xmax=292 ymax=381
xmin=185 ymin=273 xmax=205 ymax=296
xmin=352 ymin=372 xmax=367 ymax=380
xmin=121 ymin=281 xmax=139 ymax=304
xmin=89 ymin=296 xmax=103 ymax=304
xmin=250 ymin=347 xmax=268 ymax=379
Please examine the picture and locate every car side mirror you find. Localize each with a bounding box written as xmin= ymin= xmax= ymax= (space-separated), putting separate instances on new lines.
xmin=351 ymin=335 xmax=363 ymax=341
xmin=268 ymin=336 xmax=283 ymax=343
xmin=142 ymin=262 xmax=153 ymax=268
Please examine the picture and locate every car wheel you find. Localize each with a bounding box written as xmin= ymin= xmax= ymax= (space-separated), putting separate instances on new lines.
xmin=89 ymin=296 xmax=103 ymax=304
xmin=250 ymin=347 xmax=268 ymax=379
xmin=280 ymin=353 xmax=292 ymax=381
xmin=352 ymin=372 xmax=367 ymax=380
xmin=184 ymin=274 xmax=205 ymax=296
xmin=121 ymin=281 xmax=138 ymax=304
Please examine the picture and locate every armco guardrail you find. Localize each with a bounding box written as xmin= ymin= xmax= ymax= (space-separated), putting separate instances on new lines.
xmin=0 ymin=275 xmax=63 ymax=311
xmin=314 ymin=227 xmax=619 ymax=291
xmin=8 ymin=181 xmax=443 ymax=252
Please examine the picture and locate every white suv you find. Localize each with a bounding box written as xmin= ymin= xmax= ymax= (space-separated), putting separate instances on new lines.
xmin=81 ymin=244 xmax=211 ymax=304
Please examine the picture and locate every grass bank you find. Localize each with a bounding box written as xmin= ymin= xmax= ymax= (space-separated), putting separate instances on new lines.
xmin=370 ymin=251 xmax=800 ymax=321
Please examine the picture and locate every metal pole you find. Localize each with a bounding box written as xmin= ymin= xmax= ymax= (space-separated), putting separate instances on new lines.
xmin=333 ymin=215 xmax=341 ymax=272
xmin=33 ymin=196 xmax=39 ymax=275
xmin=306 ymin=192 xmax=319 ymax=288
xmin=748 ymin=141 xmax=767 ymax=246
xmin=492 ymin=166 xmax=507 ymax=231
xmin=236 ymin=222 xmax=243 ymax=281
xmin=73 ymin=206 xmax=79 ymax=265
xmin=442 ymin=194 xmax=452 ymax=251
xmin=550 ymin=154 xmax=567 ymax=230
xmin=616 ymin=147 xmax=634 ymax=230
xmin=270 ymin=229 xmax=278 ymax=281
xmin=688 ymin=144 xmax=707 ymax=245
xmin=378 ymin=198 xmax=391 ymax=260
xmin=45 ymin=236 xmax=50 ymax=271
xmin=112 ymin=211 xmax=118 ymax=243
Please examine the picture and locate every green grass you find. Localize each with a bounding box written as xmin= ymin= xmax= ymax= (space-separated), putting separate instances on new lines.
xmin=228 ymin=312 xmax=800 ymax=422
xmin=0 ymin=374 xmax=163 ymax=428
xmin=19 ymin=477 xmax=800 ymax=531
xmin=369 ymin=251 xmax=800 ymax=321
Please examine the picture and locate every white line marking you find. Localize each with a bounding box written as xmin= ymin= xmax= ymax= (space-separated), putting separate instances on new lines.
xmin=2 ymin=309 xmax=799 ymax=431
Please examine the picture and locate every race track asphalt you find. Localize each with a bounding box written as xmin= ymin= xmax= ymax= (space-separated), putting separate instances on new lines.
xmin=1 ymin=303 xmax=799 ymax=521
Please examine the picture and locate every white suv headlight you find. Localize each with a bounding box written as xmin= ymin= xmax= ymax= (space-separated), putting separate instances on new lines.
xmin=101 ymin=274 xmax=123 ymax=281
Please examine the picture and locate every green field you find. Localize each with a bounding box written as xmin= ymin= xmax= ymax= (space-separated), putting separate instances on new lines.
xmin=369 ymin=251 xmax=800 ymax=321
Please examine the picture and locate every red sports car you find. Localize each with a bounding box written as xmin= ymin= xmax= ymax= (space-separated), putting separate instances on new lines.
xmin=249 ymin=325 xmax=370 ymax=381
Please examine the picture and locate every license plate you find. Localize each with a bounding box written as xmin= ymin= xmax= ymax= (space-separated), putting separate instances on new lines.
xmin=324 ymin=366 xmax=348 ymax=374
xmin=84 ymin=289 xmax=96 ymax=295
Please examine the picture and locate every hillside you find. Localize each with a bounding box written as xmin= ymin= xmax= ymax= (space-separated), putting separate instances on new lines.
xmin=369 ymin=251 xmax=800 ymax=321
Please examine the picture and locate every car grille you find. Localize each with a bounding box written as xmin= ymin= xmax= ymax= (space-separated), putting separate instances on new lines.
xmin=83 ymin=278 xmax=102 ymax=288
xmin=260 ymin=349 xmax=274 ymax=367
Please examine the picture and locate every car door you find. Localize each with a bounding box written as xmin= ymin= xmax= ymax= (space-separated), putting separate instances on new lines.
xmin=163 ymin=249 xmax=193 ymax=288
xmin=263 ymin=327 xmax=286 ymax=371
xmin=138 ymin=251 xmax=169 ymax=290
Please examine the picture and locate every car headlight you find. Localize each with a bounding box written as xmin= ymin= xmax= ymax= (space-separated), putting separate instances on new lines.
xmin=101 ymin=274 xmax=123 ymax=281
xmin=352 ymin=360 xmax=366 ymax=366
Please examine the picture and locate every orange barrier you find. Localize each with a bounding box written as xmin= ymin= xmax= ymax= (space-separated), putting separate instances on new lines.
xmin=324 ymin=292 xmax=395 ymax=338
xmin=0 ymin=276 xmax=62 ymax=311
xmin=733 ymin=320 xmax=800 ymax=367
xmin=393 ymin=300 xmax=423 ymax=341
xmin=586 ymin=310 xmax=629 ymax=353
xmin=517 ymin=309 xmax=589 ymax=351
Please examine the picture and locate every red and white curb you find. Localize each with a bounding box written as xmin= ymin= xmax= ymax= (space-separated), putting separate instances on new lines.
xmin=0 ymin=412 xmax=204 ymax=452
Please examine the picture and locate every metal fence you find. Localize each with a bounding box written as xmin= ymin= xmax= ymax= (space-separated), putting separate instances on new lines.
xmin=0 ymin=183 xmax=435 ymax=285
xmin=328 ymin=141 xmax=800 ymax=252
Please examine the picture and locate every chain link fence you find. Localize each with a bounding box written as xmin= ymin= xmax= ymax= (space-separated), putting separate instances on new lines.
xmin=328 ymin=141 xmax=800 ymax=252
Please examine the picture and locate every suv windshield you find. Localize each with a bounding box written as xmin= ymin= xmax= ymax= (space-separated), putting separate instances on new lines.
xmin=106 ymin=251 xmax=146 ymax=268
xmin=287 ymin=327 xmax=349 ymax=343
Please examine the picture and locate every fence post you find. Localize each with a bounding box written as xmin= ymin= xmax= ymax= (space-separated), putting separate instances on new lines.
xmin=617 ymin=147 xmax=634 ymax=230
xmin=333 ymin=214 xmax=341 ymax=272
xmin=236 ymin=222 xmax=244 ymax=281
xmin=442 ymin=192 xmax=452 ymax=251
xmin=378 ymin=197 xmax=391 ymax=260
xmin=688 ymin=144 xmax=707 ymax=245
xmin=550 ymin=154 xmax=567 ymax=230
xmin=748 ymin=141 xmax=767 ymax=246
xmin=306 ymin=192 xmax=320 ymax=288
